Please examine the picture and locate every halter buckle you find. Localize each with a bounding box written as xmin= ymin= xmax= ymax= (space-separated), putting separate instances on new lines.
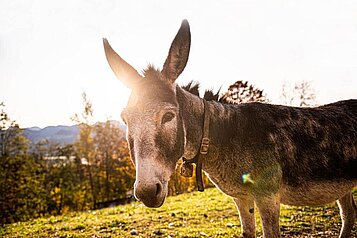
xmin=200 ymin=137 xmax=210 ymax=155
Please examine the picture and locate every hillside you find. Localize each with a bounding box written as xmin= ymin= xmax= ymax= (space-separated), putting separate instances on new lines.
xmin=1 ymin=188 xmax=356 ymax=238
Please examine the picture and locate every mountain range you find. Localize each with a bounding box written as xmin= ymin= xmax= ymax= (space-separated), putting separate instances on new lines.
xmin=23 ymin=121 xmax=125 ymax=146
xmin=24 ymin=125 xmax=80 ymax=145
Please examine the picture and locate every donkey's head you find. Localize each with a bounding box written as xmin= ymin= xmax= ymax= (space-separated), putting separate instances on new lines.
xmin=103 ymin=20 xmax=191 ymax=207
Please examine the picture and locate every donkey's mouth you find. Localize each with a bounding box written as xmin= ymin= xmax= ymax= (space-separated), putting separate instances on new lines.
xmin=138 ymin=193 xmax=166 ymax=208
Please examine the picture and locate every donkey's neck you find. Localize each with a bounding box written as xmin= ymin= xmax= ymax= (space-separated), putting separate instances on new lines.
xmin=177 ymin=86 xmax=253 ymax=194
xmin=176 ymin=86 xmax=245 ymax=164
xmin=176 ymin=86 xmax=205 ymax=159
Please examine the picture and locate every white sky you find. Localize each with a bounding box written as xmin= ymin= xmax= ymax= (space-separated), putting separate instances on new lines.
xmin=1 ymin=0 xmax=356 ymax=128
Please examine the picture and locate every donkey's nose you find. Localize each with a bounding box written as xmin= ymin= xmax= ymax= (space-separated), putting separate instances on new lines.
xmin=134 ymin=181 xmax=164 ymax=208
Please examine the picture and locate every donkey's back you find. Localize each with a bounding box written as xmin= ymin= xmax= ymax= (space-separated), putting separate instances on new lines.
xmin=243 ymin=99 xmax=357 ymax=205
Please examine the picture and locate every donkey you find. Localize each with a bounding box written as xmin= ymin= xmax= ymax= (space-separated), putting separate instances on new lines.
xmin=103 ymin=20 xmax=357 ymax=238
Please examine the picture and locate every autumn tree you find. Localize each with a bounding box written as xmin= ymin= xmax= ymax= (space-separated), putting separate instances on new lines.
xmin=31 ymin=141 xmax=86 ymax=214
xmin=72 ymin=93 xmax=135 ymax=209
xmin=220 ymin=80 xmax=268 ymax=104
xmin=54 ymin=144 xmax=89 ymax=212
xmin=93 ymin=121 xmax=135 ymax=204
xmin=71 ymin=92 xmax=97 ymax=209
xmin=0 ymin=103 xmax=45 ymax=224
xmin=0 ymin=103 xmax=28 ymax=157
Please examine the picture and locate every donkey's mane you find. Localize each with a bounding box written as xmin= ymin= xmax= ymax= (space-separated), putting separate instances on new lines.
xmin=181 ymin=81 xmax=221 ymax=102
xmin=141 ymin=64 xmax=222 ymax=102
xmin=142 ymin=65 xmax=162 ymax=81
xmin=142 ymin=65 xmax=222 ymax=102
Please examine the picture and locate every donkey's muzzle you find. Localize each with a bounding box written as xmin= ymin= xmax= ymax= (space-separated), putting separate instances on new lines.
xmin=134 ymin=181 xmax=165 ymax=208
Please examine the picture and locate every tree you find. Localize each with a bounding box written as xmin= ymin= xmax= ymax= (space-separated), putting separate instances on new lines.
xmin=93 ymin=121 xmax=135 ymax=204
xmin=220 ymin=80 xmax=268 ymax=104
xmin=0 ymin=103 xmax=28 ymax=157
xmin=71 ymin=92 xmax=97 ymax=209
xmin=72 ymin=93 xmax=135 ymax=209
xmin=0 ymin=103 xmax=45 ymax=224
xmin=280 ymin=80 xmax=317 ymax=107
xmin=31 ymin=140 xmax=87 ymax=214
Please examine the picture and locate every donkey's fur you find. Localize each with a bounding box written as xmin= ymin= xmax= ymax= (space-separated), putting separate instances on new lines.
xmin=103 ymin=20 xmax=357 ymax=238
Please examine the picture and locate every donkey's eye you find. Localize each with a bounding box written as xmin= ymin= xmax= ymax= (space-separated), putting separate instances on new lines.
xmin=161 ymin=112 xmax=175 ymax=124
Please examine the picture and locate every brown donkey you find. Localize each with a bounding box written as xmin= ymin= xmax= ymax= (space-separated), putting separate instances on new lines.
xmin=103 ymin=20 xmax=357 ymax=238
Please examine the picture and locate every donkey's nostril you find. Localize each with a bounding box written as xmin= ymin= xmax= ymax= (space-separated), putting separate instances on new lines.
xmin=134 ymin=181 xmax=166 ymax=208
xmin=155 ymin=183 xmax=162 ymax=196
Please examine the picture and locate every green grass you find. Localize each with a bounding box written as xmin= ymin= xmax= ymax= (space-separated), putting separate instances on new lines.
xmin=1 ymin=188 xmax=356 ymax=237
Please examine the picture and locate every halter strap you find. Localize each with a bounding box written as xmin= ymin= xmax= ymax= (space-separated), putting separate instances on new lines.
xmin=181 ymin=99 xmax=210 ymax=192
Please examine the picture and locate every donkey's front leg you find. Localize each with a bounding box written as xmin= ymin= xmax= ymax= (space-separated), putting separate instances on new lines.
xmin=233 ymin=195 xmax=256 ymax=238
xmin=255 ymin=195 xmax=281 ymax=238
xmin=337 ymin=192 xmax=357 ymax=238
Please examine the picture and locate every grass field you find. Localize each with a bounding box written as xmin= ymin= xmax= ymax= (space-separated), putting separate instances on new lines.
xmin=1 ymin=188 xmax=356 ymax=238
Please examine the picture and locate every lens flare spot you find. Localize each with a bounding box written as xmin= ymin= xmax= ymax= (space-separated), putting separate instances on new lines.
xmin=242 ymin=172 xmax=254 ymax=184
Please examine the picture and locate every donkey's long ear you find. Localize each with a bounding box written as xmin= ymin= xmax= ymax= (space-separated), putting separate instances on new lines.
xmin=161 ymin=20 xmax=191 ymax=83
xmin=103 ymin=38 xmax=142 ymax=88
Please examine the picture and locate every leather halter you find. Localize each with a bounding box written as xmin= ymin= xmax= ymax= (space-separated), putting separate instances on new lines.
xmin=180 ymin=100 xmax=210 ymax=192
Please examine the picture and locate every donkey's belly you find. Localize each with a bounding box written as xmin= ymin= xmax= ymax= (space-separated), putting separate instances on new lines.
xmin=280 ymin=181 xmax=357 ymax=206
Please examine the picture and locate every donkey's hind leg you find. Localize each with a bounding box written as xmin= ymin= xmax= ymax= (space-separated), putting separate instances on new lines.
xmin=337 ymin=192 xmax=356 ymax=238
xmin=233 ymin=195 xmax=256 ymax=238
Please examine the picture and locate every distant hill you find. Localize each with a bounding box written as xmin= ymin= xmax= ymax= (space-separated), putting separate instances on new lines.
xmin=23 ymin=121 xmax=125 ymax=146
xmin=24 ymin=125 xmax=80 ymax=145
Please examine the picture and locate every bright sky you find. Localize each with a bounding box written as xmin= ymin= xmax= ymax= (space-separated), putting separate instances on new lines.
xmin=1 ymin=0 xmax=356 ymax=128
